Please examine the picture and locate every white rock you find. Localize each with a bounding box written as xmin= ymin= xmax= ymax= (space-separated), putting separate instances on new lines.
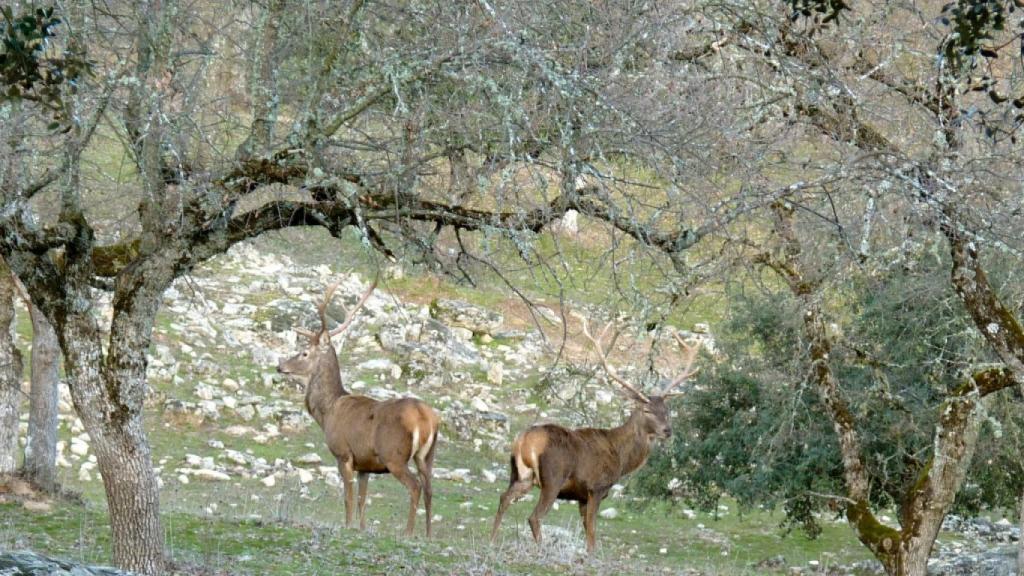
xmin=297 ymin=469 xmax=314 ymax=484
xmin=481 ymin=469 xmax=497 ymax=483
xmin=470 ymin=397 xmax=490 ymax=412
xmin=296 ymin=452 xmax=322 ymax=465
xmin=486 ymin=362 xmax=503 ymax=386
xmin=599 ymin=507 xmax=618 ymax=519
xmin=222 ymin=378 xmax=240 ymax=391
xmin=178 ymin=474 xmax=190 ymax=485
xmin=193 ymin=469 xmax=231 ymax=482
xmin=260 ymin=474 xmax=276 ymax=488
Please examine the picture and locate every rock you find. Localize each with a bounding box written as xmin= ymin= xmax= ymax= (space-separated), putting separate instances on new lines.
xmin=296 ymin=452 xmax=322 ymax=465
xmin=486 ymin=362 xmax=503 ymax=386
xmin=470 ymin=397 xmax=490 ymax=412
xmin=0 ymin=550 xmax=132 ymax=575
xmin=297 ymin=469 xmax=314 ymax=484
xmin=222 ymin=378 xmax=240 ymax=391
xmin=22 ymin=500 xmax=52 ymax=513
xmin=260 ymin=474 xmax=276 ymax=488
xmin=430 ymin=299 xmax=503 ymax=335
xmin=599 ymin=507 xmax=618 ymax=519
xmin=481 ymin=469 xmax=497 ymax=483
xmin=451 ymin=327 xmax=474 ymax=342
xmin=192 ymin=469 xmax=231 ymax=482
xmin=278 ymin=410 xmax=310 ymax=434
xmin=235 ymin=405 xmax=256 ymax=421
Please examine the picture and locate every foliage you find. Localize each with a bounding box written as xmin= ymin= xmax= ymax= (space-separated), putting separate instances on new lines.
xmin=0 ymin=3 xmax=90 ymax=126
xmin=786 ymin=0 xmax=850 ymax=25
xmin=633 ymin=293 xmax=845 ymax=538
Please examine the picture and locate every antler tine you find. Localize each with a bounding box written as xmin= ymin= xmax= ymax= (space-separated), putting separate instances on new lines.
xmin=316 ymin=280 xmax=343 ymax=336
xmin=572 ymin=311 xmax=650 ymax=404
xmin=661 ymin=332 xmax=702 ymax=396
xmin=293 ymin=326 xmax=317 ymax=340
xmin=328 ymin=271 xmax=380 ymax=338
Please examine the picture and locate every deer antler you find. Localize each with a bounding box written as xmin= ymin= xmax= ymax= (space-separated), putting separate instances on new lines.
xmin=660 ymin=332 xmax=701 ymax=396
xmin=573 ymin=311 xmax=651 ymax=404
xmin=328 ymin=271 xmax=380 ymax=338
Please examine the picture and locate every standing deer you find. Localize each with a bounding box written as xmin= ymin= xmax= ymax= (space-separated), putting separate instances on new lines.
xmin=491 ymin=313 xmax=700 ymax=553
xmin=276 ymin=276 xmax=441 ymax=536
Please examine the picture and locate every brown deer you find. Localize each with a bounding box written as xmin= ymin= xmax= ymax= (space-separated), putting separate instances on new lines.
xmin=491 ymin=313 xmax=700 ymax=553
xmin=276 ymin=275 xmax=441 ymax=536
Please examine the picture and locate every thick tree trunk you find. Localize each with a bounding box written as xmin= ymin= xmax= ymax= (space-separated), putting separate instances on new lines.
xmin=0 ymin=269 xmax=23 ymax=473
xmin=23 ymin=301 xmax=60 ymax=492
xmin=92 ymin=419 xmax=163 ymax=574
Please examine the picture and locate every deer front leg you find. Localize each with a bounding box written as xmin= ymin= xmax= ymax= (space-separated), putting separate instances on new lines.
xmin=583 ymin=494 xmax=601 ymax=554
xmin=338 ymin=458 xmax=356 ymax=528
xmin=357 ymin=472 xmax=370 ymax=530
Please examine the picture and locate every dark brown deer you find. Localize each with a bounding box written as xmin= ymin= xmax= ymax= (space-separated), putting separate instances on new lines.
xmin=277 ymin=276 xmax=441 ymax=536
xmin=491 ymin=313 xmax=700 ymax=553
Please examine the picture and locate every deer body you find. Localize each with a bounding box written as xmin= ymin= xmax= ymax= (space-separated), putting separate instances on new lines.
xmin=492 ymin=313 xmax=699 ymax=554
xmin=492 ymin=401 xmax=670 ymax=552
xmin=277 ymin=277 xmax=439 ymax=537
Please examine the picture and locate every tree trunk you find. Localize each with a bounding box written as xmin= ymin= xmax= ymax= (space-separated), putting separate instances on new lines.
xmin=23 ymin=301 xmax=60 ymax=492
xmin=92 ymin=419 xmax=164 ymax=574
xmin=1018 ymin=490 xmax=1023 ymax=576
xmin=0 ymin=268 xmax=23 ymax=473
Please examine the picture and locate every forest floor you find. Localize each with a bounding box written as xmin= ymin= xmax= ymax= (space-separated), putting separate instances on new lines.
xmin=0 ymin=230 xmax=964 ymax=576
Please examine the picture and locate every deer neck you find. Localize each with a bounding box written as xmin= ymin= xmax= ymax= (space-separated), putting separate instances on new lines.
xmin=607 ymin=408 xmax=654 ymax=476
xmin=304 ymin=347 xmax=348 ymax=427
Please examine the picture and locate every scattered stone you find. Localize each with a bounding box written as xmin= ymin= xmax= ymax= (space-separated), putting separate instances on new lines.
xmin=295 ymin=452 xmax=322 ymax=465
xmin=430 ymin=299 xmax=503 ymax=335
xmin=599 ymin=507 xmax=618 ymax=519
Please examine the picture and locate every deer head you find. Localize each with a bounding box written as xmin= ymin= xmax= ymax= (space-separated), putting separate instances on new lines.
xmin=574 ymin=312 xmax=701 ymax=440
xmin=277 ymin=275 xmax=378 ymax=382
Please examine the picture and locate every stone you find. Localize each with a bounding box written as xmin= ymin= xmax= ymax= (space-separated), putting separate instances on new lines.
xmin=430 ymin=299 xmax=503 ymax=334
xmin=0 ymin=550 xmax=133 ymax=575
xmin=297 ymin=469 xmax=314 ymax=484
xmin=260 ymin=474 xmax=276 ymax=488
xmin=599 ymin=507 xmax=618 ymax=519
xmin=486 ymin=362 xmax=504 ymax=386
xmin=193 ymin=469 xmax=231 ymax=482
xmin=235 ymin=405 xmax=256 ymax=421
xmin=295 ymin=452 xmax=322 ymax=465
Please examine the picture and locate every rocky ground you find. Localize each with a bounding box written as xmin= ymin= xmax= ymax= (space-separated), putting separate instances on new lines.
xmin=6 ymin=242 xmax=1022 ymax=576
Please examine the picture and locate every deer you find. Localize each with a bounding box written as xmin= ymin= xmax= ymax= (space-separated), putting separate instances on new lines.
xmin=276 ymin=275 xmax=441 ymax=537
xmin=490 ymin=312 xmax=701 ymax=554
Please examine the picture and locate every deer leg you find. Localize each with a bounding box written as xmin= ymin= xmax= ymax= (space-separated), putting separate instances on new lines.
xmin=387 ymin=463 xmax=421 ymax=537
xmin=491 ymin=478 xmax=533 ymax=543
xmin=528 ymin=483 xmax=560 ymax=546
xmin=338 ymin=458 xmax=356 ymax=528
xmin=357 ymin=472 xmax=370 ymax=531
xmin=583 ymin=494 xmax=600 ymax=554
xmin=414 ymin=454 xmax=433 ymax=538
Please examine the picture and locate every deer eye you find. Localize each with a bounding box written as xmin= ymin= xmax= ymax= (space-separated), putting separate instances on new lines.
xmin=301 ymin=352 xmax=308 ymax=358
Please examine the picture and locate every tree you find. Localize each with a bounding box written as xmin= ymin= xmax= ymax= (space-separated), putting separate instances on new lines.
xmin=0 ymin=1 xmax=752 ymax=572
xmin=0 ymin=261 xmax=23 ymax=474
xmin=18 ymin=280 xmax=61 ymax=493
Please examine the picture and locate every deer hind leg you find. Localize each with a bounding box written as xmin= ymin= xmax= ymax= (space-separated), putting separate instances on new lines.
xmin=491 ymin=453 xmax=534 ymax=543
xmin=528 ymin=456 xmax=565 ymax=546
xmin=357 ymin=472 xmax=370 ymax=531
xmin=413 ymin=430 xmax=437 ymax=538
xmin=387 ymin=462 xmax=421 ymax=537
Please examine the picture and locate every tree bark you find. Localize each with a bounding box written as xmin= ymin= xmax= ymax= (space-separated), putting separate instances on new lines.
xmin=23 ymin=296 xmax=60 ymax=492
xmin=1018 ymin=489 xmax=1023 ymax=576
xmin=0 ymin=267 xmax=23 ymax=474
